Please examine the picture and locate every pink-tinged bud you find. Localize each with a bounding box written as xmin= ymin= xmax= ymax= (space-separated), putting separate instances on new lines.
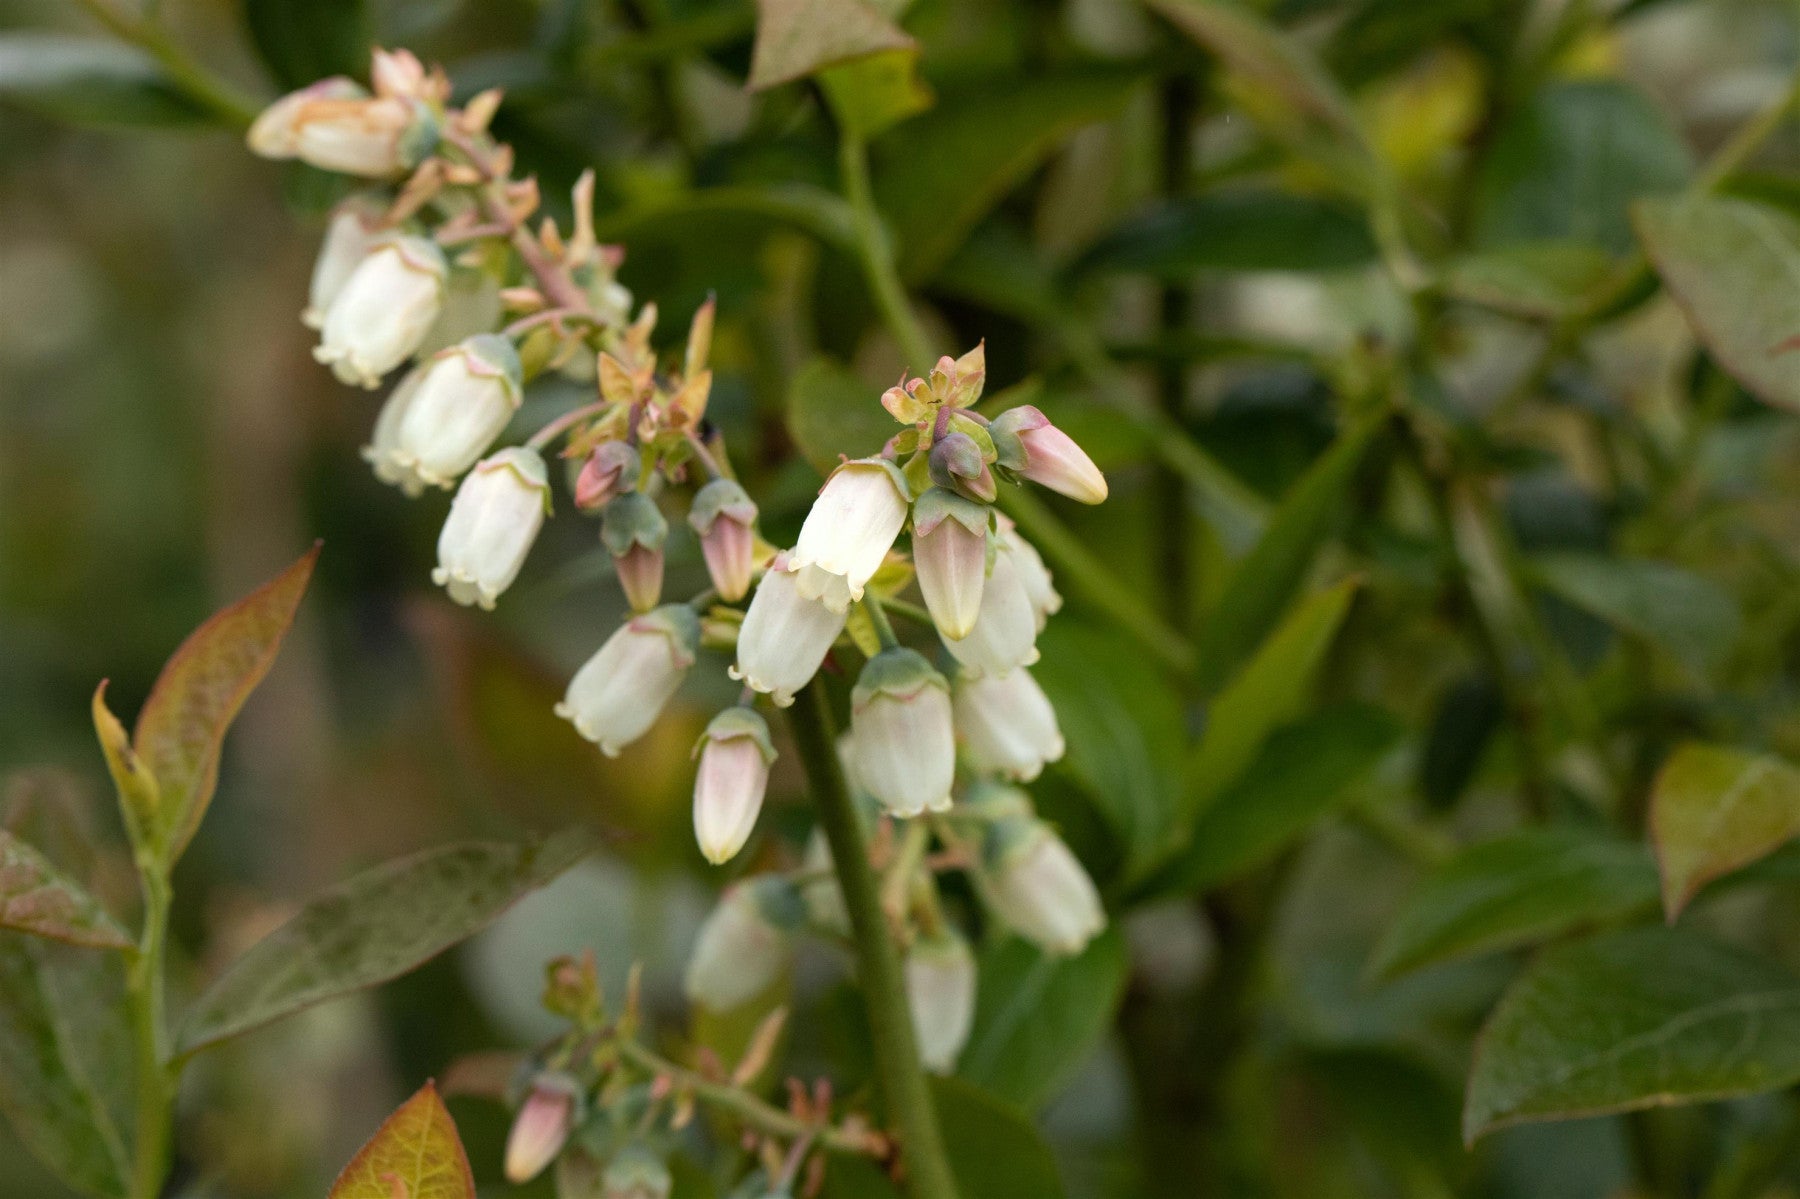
xmin=851 ymin=648 xmax=955 ymax=818
xmin=692 ymin=707 xmax=775 ymax=865
xmin=247 ymin=77 xmax=365 ymax=158
xmin=942 ymin=536 xmax=1040 ymax=679
xmin=731 ymin=557 xmax=847 ymax=707
xmin=688 ymin=479 xmax=758 ymax=602
xmin=433 ymin=447 xmax=549 ymax=610
xmin=600 ymin=1142 xmax=673 ymax=1199
xmin=573 ymin=441 xmax=640 ymax=511
xmin=602 ymin=492 xmax=668 ymax=612
xmin=303 ymin=194 xmax=388 ymax=329
xmin=368 ymin=334 xmax=522 ymax=488
xmin=905 ymin=931 xmax=976 ymax=1073
xmin=998 ymin=523 xmax=1061 ymax=631
xmin=953 ymin=667 xmax=1065 ymax=782
xmin=912 ymin=487 xmax=989 ymax=641
xmin=314 ymin=235 xmax=447 ymax=387
xmin=983 ymin=819 xmax=1105 ymax=955
xmin=556 ymin=605 xmax=699 ymax=756
xmin=928 ymin=431 xmax=998 ymax=504
xmin=991 ymin=406 xmax=1108 ymax=504
xmin=791 ymin=459 xmax=910 ymax=612
xmin=683 ymin=877 xmax=805 ymax=1011
xmin=504 ymin=1079 xmax=577 ymax=1182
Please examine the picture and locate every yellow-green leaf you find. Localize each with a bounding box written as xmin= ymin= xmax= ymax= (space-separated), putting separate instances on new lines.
xmin=90 ymin=683 xmax=159 ymax=855
xmin=1651 ymin=743 xmax=1800 ymax=919
xmin=329 ymin=1081 xmax=474 ymax=1199
xmin=0 ymin=832 xmax=131 ymax=951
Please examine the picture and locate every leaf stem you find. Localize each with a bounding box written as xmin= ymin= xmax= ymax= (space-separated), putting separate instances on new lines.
xmin=838 ymin=131 xmax=936 ymax=373
xmin=788 ymin=682 xmax=960 ymax=1199
xmin=127 ymin=865 xmax=175 ymax=1199
xmin=71 ymin=0 xmax=260 ymax=130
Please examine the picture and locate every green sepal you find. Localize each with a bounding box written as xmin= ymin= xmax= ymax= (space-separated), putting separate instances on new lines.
xmin=851 ymin=646 xmax=947 ymax=710
xmin=602 ymin=491 xmax=669 ymax=556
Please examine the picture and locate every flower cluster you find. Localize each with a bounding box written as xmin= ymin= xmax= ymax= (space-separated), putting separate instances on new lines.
xmin=253 ymin=47 xmax=1110 ymax=1189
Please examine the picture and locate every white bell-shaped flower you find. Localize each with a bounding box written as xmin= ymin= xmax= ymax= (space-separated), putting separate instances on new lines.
xmin=683 ymin=877 xmax=805 ymax=1011
xmin=692 ymin=707 xmax=775 ymax=865
xmin=361 ymin=364 xmax=427 ymax=496
xmin=905 ymin=931 xmax=977 ymax=1073
xmin=984 ymin=819 xmax=1106 ymax=956
xmin=432 ymin=447 xmax=549 ymax=610
xmin=246 ymin=77 xmax=364 ymax=158
xmin=997 ymin=521 xmax=1061 ymax=631
xmin=790 ymin=458 xmax=909 ymax=612
xmin=731 ymin=556 xmax=847 ymax=707
xmin=291 ymin=95 xmax=435 ymax=177
xmin=942 ymin=536 xmax=1040 ymax=679
xmin=912 ymin=487 xmax=988 ymax=641
xmin=953 ymin=667 xmax=1065 ymax=782
xmin=314 ymin=235 xmax=447 ymax=388
xmin=850 ymin=647 xmax=955 ymax=818
xmin=371 ymin=334 xmax=523 ymax=490
xmin=304 ymin=195 xmax=389 ymax=329
xmin=556 ymin=605 xmax=699 ymax=757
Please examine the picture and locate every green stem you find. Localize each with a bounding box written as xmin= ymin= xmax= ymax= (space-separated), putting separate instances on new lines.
xmin=72 ymin=0 xmax=261 ymax=130
xmin=839 ymin=131 xmax=936 ymax=373
xmin=861 ymin=595 xmax=901 ymax=651
xmin=788 ymin=683 xmax=960 ymax=1199
xmin=127 ymin=867 xmax=175 ymax=1199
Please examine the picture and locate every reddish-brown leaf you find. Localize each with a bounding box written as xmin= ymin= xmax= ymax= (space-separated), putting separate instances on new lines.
xmin=0 ymin=831 xmax=131 ymax=950
xmin=329 ymin=1081 xmax=475 ymax=1199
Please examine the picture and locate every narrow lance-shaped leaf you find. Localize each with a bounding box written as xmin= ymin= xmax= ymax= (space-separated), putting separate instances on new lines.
xmin=1651 ymin=743 xmax=1800 ymax=919
xmin=132 ymin=543 xmax=319 ymax=862
xmin=0 ymin=832 xmax=131 ymax=951
xmin=178 ymin=829 xmax=596 ymax=1055
xmin=1464 ymin=925 xmax=1800 ymax=1142
xmin=330 ymin=1081 xmax=475 ymax=1199
xmin=1528 ymin=553 xmax=1740 ymax=673
xmin=91 ymin=682 xmax=159 ymax=855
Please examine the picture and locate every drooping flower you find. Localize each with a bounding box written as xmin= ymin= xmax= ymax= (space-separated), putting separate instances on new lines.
xmin=365 ymin=334 xmax=522 ymax=490
xmin=432 ymin=446 xmax=549 ymax=610
xmin=953 ymin=667 xmax=1065 ymax=782
xmin=789 ymin=458 xmax=910 ymax=612
xmin=249 ymin=82 xmax=437 ymax=177
xmin=731 ymin=557 xmax=847 ymax=707
xmin=601 ymin=491 xmax=668 ymax=613
xmin=246 ymin=77 xmax=365 ymax=158
xmin=692 ymin=706 xmax=775 ymax=865
xmin=991 ymin=405 xmax=1108 ymax=504
xmin=556 ymin=605 xmax=699 ymax=756
xmin=905 ymin=931 xmax=977 ymax=1073
xmin=983 ymin=818 xmax=1105 ymax=955
xmin=911 ymin=487 xmax=988 ymax=641
xmin=688 ymin=478 xmax=758 ymax=602
xmin=850 ymin=647 xmax=955 ymax=818
xmin=303 ymin=194 xmax=389 ymax=329
xmin=314 ymin=235 xmax=447 ymax=387
xmin=997 ymin=521 xmax=1061 ymax=631
xmin=683 ymin=877 xmax=806 ymax=1011
xmin=942 ymin=535 xmax=1040 ymax=679
xmin=504 ymin=1076 xmax=579 ymax=1183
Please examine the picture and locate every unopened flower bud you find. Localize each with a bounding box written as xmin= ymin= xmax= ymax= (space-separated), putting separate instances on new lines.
xmin=997 ymin=522 xmax=1061 ymax=630
xmin=953 ymin=667 xmax=1065 ymax=782
xmin=602 ymin=492 xmax=668 ymax=612
xmin=790 ymin=459 xmax=910 ymax=612
xmin=504 ymin=1076 xmax=580 ymax=1183
xmin=928 ymin=431 xmax=997 ymax=504
xmin=315 ymin=235 xmax=447 ymax=387
xmin=942 ymin=536 xmax=1040 ymax=679
xmin=432 ymin=447 xmax=549 ymax=609
xmin=303 ymin=194 xmax=388 ymax=329
xmin=688 ymin=479 xmax=758 ymax=602
xmin=984 ymin=819 xmax=1105 ymax=955
xmin=601 ymin=1142 xmax=673 ymax=1199
xmin=369 ymin=333 xmax=522 ymax=489
xmin=271 ymin=91 xmax=436 ymax=177
xmin=692 ymin=707 xmax=776 ymax=865
xmin=574 ymin=441 xmax=640 ymax=511
xmin=912 ymin=487 xmax=988 ymax=641
xmin=991 ymin=406 xmax=1108 ymax=504
xmin=684 ymin=877 xmax=805 ymax=1011
xmin=905 ymin=931 xmax=977 ymax=1073
xmin=370 ymin=48 xmax=428 ymax=100
xmin=246 ymin=77 xmax=365 ymax=158
xmin=731 ymin=557 xmax=847 ymax=707
xmin=556 ymin=605 xmax=699 ymax=756
xmin=851 ymin=648 xmax=954 ymax=818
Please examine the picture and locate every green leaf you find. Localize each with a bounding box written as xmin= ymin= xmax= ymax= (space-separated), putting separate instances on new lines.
xmin=1149 ymin=704 xmax=1403 ymax=896
xmin=1419 ymin=673 xmax=1504 ymax=812
xmin=746 ymin=0 xmax=914 ymax=91
xmin=785 ymin=357 xmax=899 ymax=477
xmin=873 ymin=69 xmax=1144 ymax=280
xmin=1440 ymin=241 xmax=1620 ymax=319
xmin=0 ymin=934 xmax=132 ymax=1197
xmin=0 ymin=35 xmax=210 ymax=128
xmin=1634 ymin=194 xmax=1800 ymax=414
xmin=934 ymin=1076 xmax=1066 ymax=1199
xmin=1473 ymin=80 xmax=1691 ymax=256
xmin=1464 ymin=925 xmax=1800 ymax=1142
xmin=1367 ymin=829 xmax=1660 ymax=982
xmin=132 ymin=544 xmax=318 ymax=863
xmin=0 ymin=832 xmax=131 ymax=951
xmin=1650 ymin=743 xmax=1800 ymax=919
xmin=957 ymin=931 xmax=1127 ymax=1110
xmin=1073 ymin=190 xmax=1378 ymax=278
xmin=595 ymin=184 xmax=860 ymax=254
xmin=1528 ymin=553 xmax=1740 ymax=672
xmin=177 ymin=829 xmax=595 ymax=1055
xmin=819 ymin=50 xmax=933 ymax=140
xmin=1192 ymin=417 xmax=1382 ymax=695
xmin=329 ymin=1081 xmax=474 ymax=1199
xmin=244 ymin=0 xmax=371 ymax=91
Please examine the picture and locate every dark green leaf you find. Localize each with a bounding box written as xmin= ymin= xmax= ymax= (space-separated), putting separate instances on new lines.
xmin=1440 ymin=241 xmax=1620 ymax=319
xmin=1650 ymin=743 xmax=1800 ymax=919
xmin=1419 ymin=673 xmax=1504 ymax=811
xmin=958 ymin=931 xmax=1127 ymax=1110
xmin=1473 ymin=80 xmax=1691 ymax=256
xmin=1464 ymin=926 xmax=1800 ymax=1142
xmin=1634 ymin=194 xmax=1800 ymax=413
xmin=595 ymin=185 xmax=860 ymax=259
xmin=1301 ymin=1046 xmax=1463 ymax=1184
xmin=1528 ymin=553 xmax=1740 ymax=672
xmin=785 ymin=357 xmax=899 ymax=478
xmin=244 ymin=0 xmax=372 ymax=91
xmin=1074 ymin=190 xmax=1377 ymax=279
xmin=0 ymin=35 xmax=210 ymax=128
xmin=177 ymin=829 xmax=596 ymax=1054
xmin=745 ymin=0 xmax=913 ymax=91
xmin=1368 ymin=828 xmax=1659 ymax=981
xmin=0 ymin=831 xmax=131 ymax=950
xmin=935 ymin=1076 xmax=1066 ymax=1199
